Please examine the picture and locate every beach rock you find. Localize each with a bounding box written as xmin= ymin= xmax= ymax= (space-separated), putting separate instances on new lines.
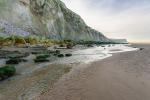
xmin=0 ymin=50 xmax=29 ymax=59
xmin=140 ymin=48 xmax=144 ymax=50
xmin=34 ymin=58 xmax=49 ymax=63
xmin=0 ymin=0 xmax=110 ymax=42
xmin=65 ymin=53 xmax=72 ymax=57
xmin=87 ymin=44 xmax=94 ymax=47
xmin=6 ymin=59 xmax=20 ymax=64
xmin=0 ymin=65 xmax=16 ymax=80
xmin=36 ymin=54 xmax=50 ymax=59
xmin=57 ymin=54 xmax=64 ymax=57
xmin=8 ymin=53 xmax=30 ymax=59
xmin=66 ymin=44 xmax=73 ymax=49
xmin=55 ymin=50 xmax=60 ymax=53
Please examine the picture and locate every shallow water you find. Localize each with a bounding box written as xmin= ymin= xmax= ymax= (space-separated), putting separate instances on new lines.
xmin=0 ymin=44 xmax=139 ymax=100
xmin=56 ymin=44 xmax=138 ymax=64
xmin=0 ymin=59 xmax=6 ymax=67
xmin=0 ymin=44 xmax=138 ymax=72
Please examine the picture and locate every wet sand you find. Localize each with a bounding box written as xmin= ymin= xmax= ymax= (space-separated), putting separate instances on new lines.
xmin=39 ymin=44 xmax=150 ymax=100
xmin=0 ymin=63 xmax=71 ymax=100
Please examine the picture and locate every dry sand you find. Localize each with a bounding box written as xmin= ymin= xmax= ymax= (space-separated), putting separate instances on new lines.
xmin=39 ymin=44 xmax=150 ymax=100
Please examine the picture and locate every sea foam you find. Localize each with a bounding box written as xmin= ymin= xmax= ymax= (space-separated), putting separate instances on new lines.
xmin=57 ymin=44 xmax=139 ymax=64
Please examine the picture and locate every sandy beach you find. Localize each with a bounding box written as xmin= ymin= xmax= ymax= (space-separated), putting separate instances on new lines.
xmin=39 ymin=44 xmax=150 ymax=100
xmin=0 ymin=44 xmax=144 ymax=100
xmin=0 ymin=0 xmax=149 ymax=100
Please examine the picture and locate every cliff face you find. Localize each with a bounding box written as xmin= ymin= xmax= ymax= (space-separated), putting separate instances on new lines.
xmin=0 ymin=0 xmax=109 ymax=41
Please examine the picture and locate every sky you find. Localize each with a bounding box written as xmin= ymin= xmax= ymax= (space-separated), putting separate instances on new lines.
xmin=61 ymin=0 xmax=150 ymax=43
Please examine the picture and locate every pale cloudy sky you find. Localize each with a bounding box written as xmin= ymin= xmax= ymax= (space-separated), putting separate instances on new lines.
xmin=61 ymin=0 xmax=150 ymax=43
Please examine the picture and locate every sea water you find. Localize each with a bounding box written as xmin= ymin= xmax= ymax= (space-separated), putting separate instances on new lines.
xmin=57 ymin=44 xmax=139 ymax=64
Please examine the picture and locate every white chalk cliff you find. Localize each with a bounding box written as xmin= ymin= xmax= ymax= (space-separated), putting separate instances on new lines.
xmin=0 ymin=0 xmax=110 ymax=42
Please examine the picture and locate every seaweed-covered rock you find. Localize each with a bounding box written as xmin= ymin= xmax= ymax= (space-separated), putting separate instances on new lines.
xmin=55 ymin=50 xmax=60 ymax=54
xmin=53 ymin=53 xmax=57 ymax=56
xmin=87 ymin=44 xmax=94 ymax=47
xmin=34 ymin=54 xmax=50 ymax=63
xmin=0 ymin=65 xmax=16 ymax=80
xmin=59 ymin=44 xmax=65 ymax=47
xmin=65 ymin=53 xmax=72 ymax=57
xmin=52 ymin=50 xmax=61 ymax=56
xmin=34 ymin=58 xmax=49 ymax=63
xmin=31 ymin=52 xmax=40 ymax=55
xmin=57 ymin=54 xmax=64 ymax=57
xmin=9 ymin=52 xmax=30 ymax=59
xmin=0 ymin=50 xmax=29 ymax=59
xmin=6 ymin=58 xmax=27 ymax=64
xmin=36 ymin=54 xmax=50 ymax=59
xmin=6 ymin=59 xmax=20 ymax=64
xmin=140 ymin=48 xmax=144 ymax=50
xmin=66 ymin=43 xmax=73 ymax=49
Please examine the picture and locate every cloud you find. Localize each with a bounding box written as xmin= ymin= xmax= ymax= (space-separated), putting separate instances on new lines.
xmin=61 ymin=0 xmax=150 ymax=42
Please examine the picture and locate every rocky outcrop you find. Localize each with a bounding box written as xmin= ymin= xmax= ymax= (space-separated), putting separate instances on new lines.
xmin=0 ymin=0 xmax=110 ymax=42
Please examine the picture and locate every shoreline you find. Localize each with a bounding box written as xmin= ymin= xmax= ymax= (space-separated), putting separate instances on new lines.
xmin=39 ymin=44 xmax=150 ymax=100
xmin=0 ymin=44 xmax=139 ymax=100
